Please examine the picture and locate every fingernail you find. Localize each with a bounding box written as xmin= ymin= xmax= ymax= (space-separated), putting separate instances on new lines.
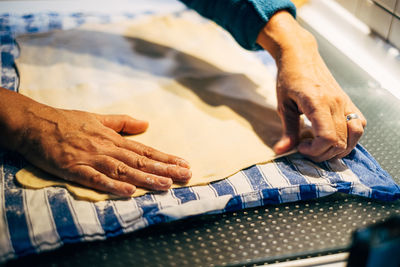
xmin=179 ymin=168 xmax=192 ymax=179
xmin=273 ymin=140 xmax=288 ymax=154
xmin=159 ymin=177 xmax=172 ymax=187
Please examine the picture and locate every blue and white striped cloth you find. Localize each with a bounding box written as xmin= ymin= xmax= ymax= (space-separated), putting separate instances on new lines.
xmin=0 ymin=11 xmax=399 ymax=263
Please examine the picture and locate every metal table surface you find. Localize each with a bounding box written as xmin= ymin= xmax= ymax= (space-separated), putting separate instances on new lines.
xmin=4 ymin=19 xmax=400 ymax=267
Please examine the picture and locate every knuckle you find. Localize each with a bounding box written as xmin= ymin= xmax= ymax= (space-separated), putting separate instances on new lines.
xmin=59 ymin=151 xmax=77 ymax=168
xmin=334 ymin=140 xmax=347 ymax=151
xmin=117 ymin=137 xmax=129 ymax=147
xmin=114 ymin=163 xmax=129 ymax=179
xmin=134 ymin=156 xmax=147 ymax=169
xmin=142 ymin=146 xmax=154 ymax=158
xmin=97 ymin=137 xmax=115 ymax=148
xmin=81 ymin=137 xmax=100 ymax=153
xmin=332 ymin=95 xmax=344 ymax=106
xmin=88 ymin=173 xmax=103 ymax=185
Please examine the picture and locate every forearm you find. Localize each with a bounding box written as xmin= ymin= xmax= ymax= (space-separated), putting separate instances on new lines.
xmin=256 ymin=10 xmax=318 ymax=66
xmin=179 ymin=0 xmax=296 ymax=50
xmin=0 ymin=87 xmax=42 ymax=151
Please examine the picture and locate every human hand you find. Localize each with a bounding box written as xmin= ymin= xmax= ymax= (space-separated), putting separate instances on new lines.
xmin=0 ymin=89 xmax=191 ymax=196
xmin=257 ymin=11 xmax=366 ymax=162
xmin=273 ymin=47 xmax=367 ymax=161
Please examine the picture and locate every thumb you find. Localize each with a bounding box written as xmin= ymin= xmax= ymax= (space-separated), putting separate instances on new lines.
xmin=273 ymin=109 xmax=300 ymax=154
xmin=95 ymin=114 xmax=149 ymax=134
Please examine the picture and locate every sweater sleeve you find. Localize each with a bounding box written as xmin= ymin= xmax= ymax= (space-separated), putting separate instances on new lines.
xmin=178 ymin=0 xmax=296 ymax=51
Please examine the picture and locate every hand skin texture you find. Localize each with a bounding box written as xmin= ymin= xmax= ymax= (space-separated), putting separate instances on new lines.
xmin=257 ymin=11 xmax=367 ymax=162
xmin=0 ymin=87 xmax=191 ymax=196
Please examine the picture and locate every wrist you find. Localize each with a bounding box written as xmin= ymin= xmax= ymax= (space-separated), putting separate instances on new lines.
xmin=256 ymin=11 xmax=317 ymax=65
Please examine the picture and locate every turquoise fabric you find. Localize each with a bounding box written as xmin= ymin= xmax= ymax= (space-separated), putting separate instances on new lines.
xmin=179 ymin=0 xmax=297 ymax=50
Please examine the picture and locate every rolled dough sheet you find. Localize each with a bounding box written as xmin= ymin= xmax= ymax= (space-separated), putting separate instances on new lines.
xmin=15 ymin=13 xmax=295 ymax=200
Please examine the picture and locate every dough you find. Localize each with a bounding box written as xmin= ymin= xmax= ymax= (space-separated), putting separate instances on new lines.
xmin=15 ymin=13 xmax=295 ymax=200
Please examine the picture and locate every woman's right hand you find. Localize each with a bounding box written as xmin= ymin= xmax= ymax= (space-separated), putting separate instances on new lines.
xmin=0 ymin=87 xmax=191 ymax=196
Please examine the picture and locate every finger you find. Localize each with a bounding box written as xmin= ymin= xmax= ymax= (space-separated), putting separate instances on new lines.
xmin=120 ymin=139 xmax=191 ymax=168
xmin=95 ymin=114 xmax=149 ymax=134
xmin=298 ymin=110 xmax=338 ymax=157
xmin=108 ymin=148 xmax=191 ymax=182
xmin=65 ymin=165 xmax=136 ymax=197
xmin=334 ymin=105 xmax=366 ymax=158
xmin=89 ymin=155 xmax=174 ymax=190
xmin=335 ymin=117 xmax=365 ymax=159
xmin=274 ymin=105 xmax=300 ymax=154
xmin=310 ymin=103 xmax=348 ymax=161
xmin=331 ymin=102 xmax=348 ymax=150
xmin=301 ymin=135 xmax=347 ymax=162
xmin=345 ymin=102 xmax=366 ymax=121
xmin=274 ymin=135 xmax=298 ymax=154
xmin=352 ymin=107 xmax=367 ymax=128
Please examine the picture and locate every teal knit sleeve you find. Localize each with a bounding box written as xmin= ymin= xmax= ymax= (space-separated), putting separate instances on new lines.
xmin=179 ymin=0 xmax=297 ymax=50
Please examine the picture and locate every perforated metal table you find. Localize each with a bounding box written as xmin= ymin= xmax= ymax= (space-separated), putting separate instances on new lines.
xmin=4 ymin=19 xmax=400 ymax=267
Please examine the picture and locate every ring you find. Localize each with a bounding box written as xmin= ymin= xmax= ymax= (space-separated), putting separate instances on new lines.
xmin=346 ymin=113 xmax=359 ymax=122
